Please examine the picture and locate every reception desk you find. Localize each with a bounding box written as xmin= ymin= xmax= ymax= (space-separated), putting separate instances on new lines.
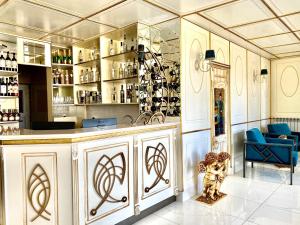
xmin=0 ymin=123 xmax=178 ymax=225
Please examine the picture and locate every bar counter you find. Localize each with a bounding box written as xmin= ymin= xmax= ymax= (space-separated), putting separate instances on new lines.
xmin=0 ymin=122 xmax=179 ymax=225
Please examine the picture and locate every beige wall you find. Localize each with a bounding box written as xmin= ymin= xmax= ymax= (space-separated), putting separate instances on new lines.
xmin=271 ymin=57 xmax=300 ymax=118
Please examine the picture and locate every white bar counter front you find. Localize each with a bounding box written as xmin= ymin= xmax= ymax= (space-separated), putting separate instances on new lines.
xmin=0 ymin=123 xmax=178 ymax=225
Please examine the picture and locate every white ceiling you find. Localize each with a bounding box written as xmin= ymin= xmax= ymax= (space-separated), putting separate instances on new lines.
xmin=0 ymin=0 xmax=300 ymax=58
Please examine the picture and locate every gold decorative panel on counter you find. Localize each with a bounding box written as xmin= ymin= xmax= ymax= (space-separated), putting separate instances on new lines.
xmin=22 ymin=153 xmax=58 ymax=225
xmin=84 ymin=143 xmax=130 ymax=224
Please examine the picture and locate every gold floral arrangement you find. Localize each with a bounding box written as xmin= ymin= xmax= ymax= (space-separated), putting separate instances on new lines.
xmin=196 ymin=152 xmax=231 ymax=204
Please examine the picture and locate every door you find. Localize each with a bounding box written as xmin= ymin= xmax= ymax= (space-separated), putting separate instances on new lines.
xmin=19 ymin=84 xmax=30 ymax=128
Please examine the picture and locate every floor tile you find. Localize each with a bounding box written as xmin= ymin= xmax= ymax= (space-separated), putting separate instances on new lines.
xmin=248 ymin=204 xmax=300 ymax=225
xmin=133 ymin=213 xmax=178 ymax=225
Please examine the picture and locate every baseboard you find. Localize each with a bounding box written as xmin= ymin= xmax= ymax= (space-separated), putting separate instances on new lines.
xmin=116 ymin=196 xmax=176 ymax=225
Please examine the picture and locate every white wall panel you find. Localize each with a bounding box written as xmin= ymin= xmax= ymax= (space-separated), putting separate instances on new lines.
xmin=211 ymin=33 xmax=229 ymax=64
xmin=247 ymin=51 xmax=261 ymax=121
xmin=271 ymin=57 xmax=300 ymax=118
xmin=181 ymin=20 xmax=210 ymax=132
xmin=261 ymin=57 xmax=271 ymax=120
xmin=231 ymin=124 xmax=247 ymax=173
xmin=180 ymin=130 xmax=211 ymax=201
xmin=230 ymin=43 xmax=247 ymax=124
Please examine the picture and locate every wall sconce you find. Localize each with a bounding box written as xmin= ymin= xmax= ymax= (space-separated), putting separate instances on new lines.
xmin=196 ymin=49 xmax=215 ymax=72
xmin=261 ymin=69 xmax=268 ymax=78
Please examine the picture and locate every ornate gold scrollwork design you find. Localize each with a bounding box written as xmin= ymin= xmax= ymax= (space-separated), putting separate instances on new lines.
xmin=27 ymin=164 xmax=51 ymax=222
xmin=145 ymin=143 xmax=169 ymax=193
xmin=90 ymin=152 xmax=127 ymax=216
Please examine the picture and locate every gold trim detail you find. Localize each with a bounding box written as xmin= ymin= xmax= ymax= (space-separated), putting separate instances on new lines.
xmin=27 ymin=164 xmax=51 ymax=222
xmin=90 ymin=152 xmax=127 ymax=216
xmin=0 ymin=125 xmax=177 ymax=145
xmin=144 ymin=143 xmax=169 ymax=193
xmin=280 ymin=65 xmax=299 ymax=98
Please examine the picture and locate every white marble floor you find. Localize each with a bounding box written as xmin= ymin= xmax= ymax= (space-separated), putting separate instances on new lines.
xmin=134 ymin=164 xmax=300 ymax=225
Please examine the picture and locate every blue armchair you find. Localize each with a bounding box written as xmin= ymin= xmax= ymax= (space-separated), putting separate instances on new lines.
xmin=267 ymin=123 xmax=300 ymax=151
xmin=244 ymin=128 xmax=298 ymax=185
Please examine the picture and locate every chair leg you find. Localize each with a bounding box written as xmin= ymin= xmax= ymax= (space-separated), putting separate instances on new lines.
xmin=293 ymin=166 xmax=295 ymax=173
xmin=251 ymin=162 xmax=254 ymax=168
xmin=243 ymin=144 xmax=246 ymax=178
xmin=290 ymin=166 xmax=293 ymax=185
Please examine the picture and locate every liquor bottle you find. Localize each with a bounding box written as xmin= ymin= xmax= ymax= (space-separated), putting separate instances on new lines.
xmin=5 ymin=78 xmax=8 ymax=96
xmin=7 ymin=77 xmax=13 ymax=96
xmin=119 ymin=63 xmax=124 ymax=78
xmin=124 ymin=62 xmax=129 ymax=78
xmin=68 ymin=49 xmax=72 ymax=64
xmin=111 ymin=86 xmax=117 ymax=103
xmin=52 ymin=50 xmax=57 ymax=63
xmin=11 ymin=53 xmax=17 ymax=72
xmin=127 ymin=60 xmax=132 ymax=77
xmin=60 ymin=70 xmax=65 ymax=84
xmin=120 ymin=85 xmax=125 ymax=103
xmin=69 ymin=73 xmax=73 ymax=84
xmin=80 ymin=69 xmax=84 ymax=84
xmin=133 ymin=58 xmax=137 ymax=76
xmin=8 ymin=109 xmax=14 ymax=121
xmin=0 ymin=78 xmax=5 ymax=96
xmin=65 ymin=70 xmax=69 ymax=84
xmin=120 ymin=42 xmax=123 ymax=54
xmin=111 ymin=61 xmax=117 ymax=79
xmin=2 ymin=109 xmax=8 ymax=121
xmin=14 ymin=109 xmax=20 ymax=121
xmin=109 ymin=40 xmax=115 ymax=55
xmin=85 ymin=69 xmax=89 ymax=83
xmin=126 ymin=85 xmax=132 ymax=103
xmin=79 ymin=50 xmax=83 ymax=63
xmin=63 ymin=49 xmax=67 ymax=64
xmin=123 ymin=34 xmax=127 ymax=52
xmin=5 ymin=52 xmax=11 ymax=71
xmin=13 ymin=77 xmax=18 ymax=96
xmin=57 ymin=50 xmax=61 ymax=64
xmin=0 ymin=52 xmax=5 ymax=70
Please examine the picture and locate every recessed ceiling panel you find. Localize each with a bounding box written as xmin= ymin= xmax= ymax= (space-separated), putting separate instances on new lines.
xmin=0 ymin=0 xmax=80 ymax=32
xmin=264 ymin=0 xmax=300 ymax=15
xmin=230 ymin=19 xmax=288 ymax=39
xmin=58 ymin=20 xmax=114 ymax=39
xmin=148 ymin=0 xmax=232 ymax=15
xmin=90 ymin=0 xmax=177 ymax=28
xmin=0 ymin=22 xmax=47 ymax=39
xmin=26 ymin=0 xmax=124 ymax=17
xmin=42 ymin=34 xmax=80 ymax=47
xmin=282 ymin=14 xmax=300 ymax=31
xmin=251 ymin=33 xmax=298 ymax=48
xmin=201 ymin=0 xmax=273 ymax=28
xmin=277 ymin=51 xmax=300 ymax=58
xmin=265 ymin=43 xmax=300 ymax=54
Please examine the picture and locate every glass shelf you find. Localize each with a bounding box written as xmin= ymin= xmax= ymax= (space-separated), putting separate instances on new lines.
xmin=52 ymin=104 xmax=74 ymax=106
xmin=75 ymin=81 xmax=101 ymax=85
xmin=53 ymin=84 xmax=74 ymax=88
xmin=102 ymin=50 xmax=137 ymax=61
xmin=74 ymin=58 xmax=100 ymax=66
xmin=0 ymin=70 xmax=18 ymax=76
xmin=103 ymin=76 xmax=138 ymax=82
xmin=75 ymin=103 xmax=139 ymax=106
xmin=0 ymin=96 xmax=19 ymax=99
xmin=0 ymin=121 xmax=19 ymax=124
xmin=52 ymin=63 xmax=73 ymax=67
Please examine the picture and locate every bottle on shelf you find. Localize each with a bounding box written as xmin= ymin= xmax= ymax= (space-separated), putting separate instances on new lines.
xmin=0 ymin=105 xmax=2 ymax=121
xmin=0 ymin=78 xmax=6 ymax=96
xmin=60 ymin=70 xmax=65 ymax=84
xmin=13 ymin=77 xmax=18 ymax=96
xmin=7 ymin=77 xmax=13 ymax=96
xmin=120 ymin=42 xmax=123 ymax=54
xmin=127 ymin=60 xmax=132 ymax=77
xmin=68 ymin=49 xmax=72 ymax=64
xmin=8 ymin=109 xmax=14 ymax=121
xmin=14 ymin=109 xmax=20 ymax=121
xmin=124 ymin=62 xmax=129 ymax=78
xmin=120 ymin=85 xmax=125 ymax=103
xmin=126 ymin=85 xmax=132 ymax=103
xmin=57 ymin=50 xmax=62 ymax=64
xmin=63 ymin=49 xmax=67 ymax=64
xmin=52 ymin=50 xmax=57 ymax=63
xmin=5 ymin=52 xmax=11 ymax=71
xmin=70 ymin=73 xmax=73 ymax=84
xmin=84 ymin=68 xmax=89 ymax=83
xmin=0 ymin=52 xmax=5 ymax=70
xmin=111 ymin=86 xmax=117 ymax=103
xmin=119 ymin=63 xmax=124 ymax=79
xmin=133 ymin=58 xmax=137 ymax=76
xmin=80 ymin=69 xmax=84 ymax=84
xmin=111 ymin=61 xmax=117 ymax=79
xmin=123 ymin=33 xmax=127 ymax=52
xmin=65 ymin=70 xmax=69 ymax=84
xmin=2 ymin=109 xmax=8 ymax=121
xmin=79 ymin=50 xmax=83 ymax=63
xmin=12 ymin=53 xmax=17 ymax=72
xmin=109 ymin=40 xmax=115 ymax=56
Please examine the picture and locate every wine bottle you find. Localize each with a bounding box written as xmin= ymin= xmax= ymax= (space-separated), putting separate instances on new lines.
xmin=111 ymin=86 xmax=117 ymax=103
xmin=68 ymin=49 xmax=72 ymax=64
xmin=2 ymin=109 xmax=8 ymax=121
xmin=0 ymin=78 xmax=5 ymax=96
xmin=120 ymin=85 xmax=125 ymax=103
xmin=79 ymin=50 xmax=83 ymax=63
xmin=57 ymin=50 xmax=61 ymax=64
xmin=8 ymin=109 xmax=14 ymax=121
xmin=14 ymin=109 xmax=20 ymax=121
xmin=12 ymin=53 xmax=17 ymax=72
xmin=133 ymin=58 xmax=137 ymax=76
xmin=109 ymin=40 xmax=115 ymax=55
xmin=0 ymin=52 xmax=5 ymax=70
xmin=0 ymin=105 xmax=2 ymax=121
xmin=7 ymin=77 xmax=12 ymax=96
xmin=13 ymin=77 xmax=18 ymax=96
xmin=5 ymin=78 xmax=8 ymax=96
xmin=5 ymin=52 xmax=11 ymax=71
xmin=63 ymin=49 xmax=67 ymax=64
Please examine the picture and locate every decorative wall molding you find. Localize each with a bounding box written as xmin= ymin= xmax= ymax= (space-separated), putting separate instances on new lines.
xmin=234 ymin=56 xmax=244 ymax=96
xmin=280 ymin=65 xmax=299 ymax=98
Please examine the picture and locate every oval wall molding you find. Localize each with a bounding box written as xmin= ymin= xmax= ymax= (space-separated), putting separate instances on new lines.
xmin=189 ymin=38 xmax=204 ymax=94
xmin=216 ymin=48 xmax=225 ymax=64
xmin=234 ymin=56 xmax=243 ymax=96
xmin=280 ymin=65 xmax=299 ymax=98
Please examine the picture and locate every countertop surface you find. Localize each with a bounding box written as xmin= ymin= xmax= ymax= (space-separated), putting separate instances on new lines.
xmin=0 ymin=122 xmax=178 ymax=144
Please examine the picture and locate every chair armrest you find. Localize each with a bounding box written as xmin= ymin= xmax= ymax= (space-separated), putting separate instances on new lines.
xmin=265 ymin=137 xmax=295 ymax=145
xmin=244 ymin=141 xmax=294 ymax=148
